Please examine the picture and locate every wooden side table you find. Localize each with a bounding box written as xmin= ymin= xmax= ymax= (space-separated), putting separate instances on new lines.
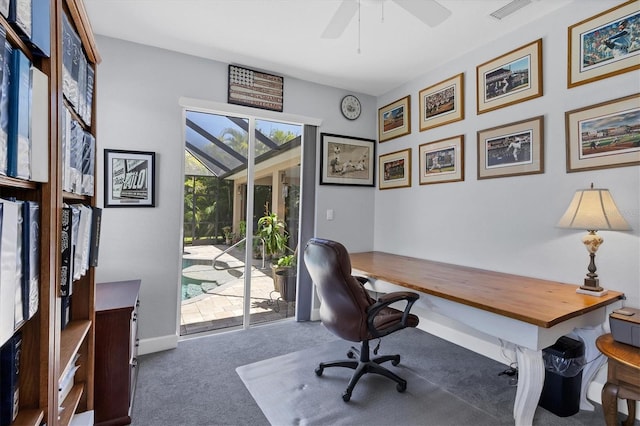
xmin=596 ymin=333 xmax=640 ymax=426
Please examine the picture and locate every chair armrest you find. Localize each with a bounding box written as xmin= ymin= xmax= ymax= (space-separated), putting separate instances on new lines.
xmin=366 ymin=291 xmax=419 ymax=338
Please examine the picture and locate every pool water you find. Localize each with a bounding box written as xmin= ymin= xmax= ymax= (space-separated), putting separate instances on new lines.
xmin=181 ymin=258 xmax=219 ymax=301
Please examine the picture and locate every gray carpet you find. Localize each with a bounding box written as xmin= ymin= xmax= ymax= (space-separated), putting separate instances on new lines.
xmin=236 ymin=339 xmax=500 ymax=425
xmin=131 ymin=320 xmax=617 ymax=426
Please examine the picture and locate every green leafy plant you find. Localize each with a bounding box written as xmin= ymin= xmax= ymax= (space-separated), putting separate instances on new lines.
xmin=257 ymin=206 xmax=288 ymax=258
xmin=276 ymin=254 xmax=295 ymax=268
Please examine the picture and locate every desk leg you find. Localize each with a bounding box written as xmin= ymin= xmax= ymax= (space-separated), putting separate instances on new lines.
xmin=513 ymin=346 xmax=545 ymax=426
xmin=573 ymin=325 xmax=607 ymax=411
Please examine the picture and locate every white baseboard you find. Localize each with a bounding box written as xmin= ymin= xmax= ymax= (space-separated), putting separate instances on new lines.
xmin=138 ymin=334 xmax=178 ymax=355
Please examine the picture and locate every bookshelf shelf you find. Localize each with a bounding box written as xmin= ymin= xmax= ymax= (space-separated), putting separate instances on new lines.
xmin=12 ymin=408 xmax=44 ymax=426
xmin=62 ymin=191 xmax=91 ymax=202
xmin=59 ymin=320 xmax=91 ymax=378
xmin=59 ymin=383 xmax=84 ymax=425
xmin=0 ymin=175 xmax=38 ymax=190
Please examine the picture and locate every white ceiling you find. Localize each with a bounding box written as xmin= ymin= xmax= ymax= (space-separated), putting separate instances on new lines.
xmin=83 ymin=0 xmax=574 ymax=97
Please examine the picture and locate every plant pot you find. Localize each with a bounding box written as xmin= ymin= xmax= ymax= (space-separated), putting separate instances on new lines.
xmin=274 ymin=269 xmax=296 ymax=302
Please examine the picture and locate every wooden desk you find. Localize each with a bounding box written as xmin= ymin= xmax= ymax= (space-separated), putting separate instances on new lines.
xmin=596 ymin=333 xmax=640 ymax=426
xmin=350 ymin=251 xmax=624 ymax=426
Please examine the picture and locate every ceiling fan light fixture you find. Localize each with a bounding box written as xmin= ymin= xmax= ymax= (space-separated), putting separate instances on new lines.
xmin=490 ymin=0 xmax=533 ymax=20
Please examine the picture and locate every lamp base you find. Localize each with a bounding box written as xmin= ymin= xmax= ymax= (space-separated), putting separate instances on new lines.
xmin=576 ymin=287 xmax=609 ymax=297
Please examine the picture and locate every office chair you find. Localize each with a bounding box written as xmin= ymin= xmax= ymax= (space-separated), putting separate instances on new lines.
xmin=303 ymin=238 xmax=420 ymax=402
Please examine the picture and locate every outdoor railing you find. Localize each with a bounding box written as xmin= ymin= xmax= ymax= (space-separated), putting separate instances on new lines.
xmin=212 ymin=237 xmax=266 ymax=270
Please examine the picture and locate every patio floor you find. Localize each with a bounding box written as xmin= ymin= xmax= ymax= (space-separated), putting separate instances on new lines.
xmin=180 ymin=244 xmax=295 ymax=335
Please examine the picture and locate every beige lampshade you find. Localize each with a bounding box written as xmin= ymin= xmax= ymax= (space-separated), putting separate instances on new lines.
xmin=557 ymin=187 xmax=630 ymax=231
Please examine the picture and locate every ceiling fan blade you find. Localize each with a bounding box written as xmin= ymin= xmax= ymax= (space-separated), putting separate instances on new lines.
xmin=393 ymin=0 xmax=452 ymax=27
xmin=321 ymin=0 xmax=359 ymax=39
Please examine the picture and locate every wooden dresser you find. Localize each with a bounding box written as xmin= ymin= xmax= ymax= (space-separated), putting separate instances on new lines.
xmin=94 ymin=279 xmax=141 ymax=425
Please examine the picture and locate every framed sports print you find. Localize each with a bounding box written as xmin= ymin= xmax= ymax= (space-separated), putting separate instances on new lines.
xmin=104 ymin=149 xmax=156 ymax=207
xmin=477 ymin=116 xmax=544 ymax=180
xmin=565 ymin=93 xmax=640 ymax=172
xmin=378 ymin=95 xmax=411 ymax=142
xmin=379 ymin=148 xmax=411 ymax=190
xmin=476 ymin=39 xmax=543 ymax=114
xmin=320 ymin=133 xmax=375 ymax=186
xmin=568 ymin=0 xmax=640 ymax=88
xmin=419 ymin=73 xmax=464 ymax=131
xmin=419 ymin=135 xmax=464 ymax=185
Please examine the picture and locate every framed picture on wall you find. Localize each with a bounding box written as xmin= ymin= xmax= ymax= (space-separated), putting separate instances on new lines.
xmin=104 ymin=149 xmax=156 ymax=207
xmin=378 ymin=95 xmax=411 ymax=142
xmin=320 ymin=133 xmax=375 ymax=186
xmin=418 ymin=135 xmax=464 ymax=185
xmin=419 ymin=73 xmax=464 ymax=131
xmin=565 ymin=93 xmax=640 ymax=172
xmin=378 ymin=148 xmax=411 ymax=190
xmin=477 ymin=116 xmax=544 ymax=180
xmin=228 ymin=65 xmax=284 ymax=112
xmin=476 ymin=39 xmax=543 ymax=114
xmin=568 ymin=0 xmax=640 ymax=88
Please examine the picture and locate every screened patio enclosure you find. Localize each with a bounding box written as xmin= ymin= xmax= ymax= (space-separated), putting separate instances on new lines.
xmin=184 ymin=110 xmax=302 ymax=244
xmin=181 ymin=109 xmax=303 ymax=334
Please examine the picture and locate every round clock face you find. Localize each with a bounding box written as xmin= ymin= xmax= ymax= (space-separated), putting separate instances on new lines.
xmin=341 ymin=95 xmax=361 ymax=120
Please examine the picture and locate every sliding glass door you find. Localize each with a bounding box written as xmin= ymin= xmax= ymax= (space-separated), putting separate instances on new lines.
xmin=181 ymin=109 xmax=302 ymax=335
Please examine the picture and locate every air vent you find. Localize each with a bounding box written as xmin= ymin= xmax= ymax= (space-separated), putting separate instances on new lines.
xmin=490 ymin=0 xmax=533 ymax=20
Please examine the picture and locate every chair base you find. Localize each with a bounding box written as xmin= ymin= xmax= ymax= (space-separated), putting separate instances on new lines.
xmin=314 ymin=341 xmax=407 ymax=402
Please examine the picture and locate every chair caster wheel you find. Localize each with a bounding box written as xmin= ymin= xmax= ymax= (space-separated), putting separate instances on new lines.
xmin=397 ymin=382 xmax=407 ymax=393
xmin=347 ymin=350 xmax=355 ymax=359
xmin=342 ymin=391 xmax=351 ymax=402
xmin=315 ymin=366 xmax=323 ymax=376
xmin=392 ymin=355 xmax=400 ymax=366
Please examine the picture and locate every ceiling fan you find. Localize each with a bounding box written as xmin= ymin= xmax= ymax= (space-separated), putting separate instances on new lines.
xmin=321 ymin=0 xmax=452 ymax=39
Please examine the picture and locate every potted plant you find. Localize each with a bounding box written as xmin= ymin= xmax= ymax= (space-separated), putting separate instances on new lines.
xmin=257 ymin=208 xmax=288 ymax=261
xmin=273 ymin=252 xmax=297 ymax=302
xmin=222 ymin=226 xmax=233 ymax=245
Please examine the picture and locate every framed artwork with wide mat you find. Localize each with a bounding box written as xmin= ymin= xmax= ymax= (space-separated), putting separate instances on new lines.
xmin=419 ymin=135 xmax=464 ymax=185
xmin=567 ymin=0 xmax=640 ymax=88
xmin=477 ymin=116 xmax=544 ymax=180
xmin=476 ymin=39 xmax=543 ymax=114
xmin=419 ymin=73 xmax=464 ymax=131
xmin=378 ymin=95 xmax=411 ymax=143
xmin=564 ymin=93 xmax=640 ymax=172
xmin=320 ymin=133 xmax=376 ymax=186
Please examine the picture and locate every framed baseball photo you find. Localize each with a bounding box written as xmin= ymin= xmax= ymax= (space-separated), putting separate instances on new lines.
xmin=378 ymin=95 xmax=411 ymax=142
xmin=419 ymin=135 xmax=464 ymax=185
xmin=476 ymin=39 xmax=543 ymax=114
xmin=477 ymin=116 xmax=544 ymax=180
xmin=419 ymin=73 xmax=464 ymax=131
xmin=568 ymin=0 xmax=640 ymax=88
xmin=320 ymin=133 xmax=375 ymax=186
xmin=379 ymin=148 xmax=411 ymax=190
xmin=565 ymin=93 xmax=640 ymax=172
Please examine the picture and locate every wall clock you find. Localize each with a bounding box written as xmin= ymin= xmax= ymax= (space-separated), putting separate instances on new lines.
xmin=340 ymin=95 xmax=361 ymax=120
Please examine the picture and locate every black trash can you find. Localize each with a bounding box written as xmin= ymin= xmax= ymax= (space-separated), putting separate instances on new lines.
xmin=539 ymin=335 xmax=585 ymax=417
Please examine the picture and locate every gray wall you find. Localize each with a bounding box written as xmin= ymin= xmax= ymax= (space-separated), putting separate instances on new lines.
xmin=93 ymin=36 xmax=376 ymax=351
xmin=94 ymin=0 xmax=639 ymax=359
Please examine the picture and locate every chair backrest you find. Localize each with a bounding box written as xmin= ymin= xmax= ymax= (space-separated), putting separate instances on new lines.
xmin=303 ymin=238 xmax=373 ymax=342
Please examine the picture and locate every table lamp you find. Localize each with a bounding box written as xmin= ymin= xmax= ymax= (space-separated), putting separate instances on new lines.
xmin=557 ymin=184 xmax=630 ymax=296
